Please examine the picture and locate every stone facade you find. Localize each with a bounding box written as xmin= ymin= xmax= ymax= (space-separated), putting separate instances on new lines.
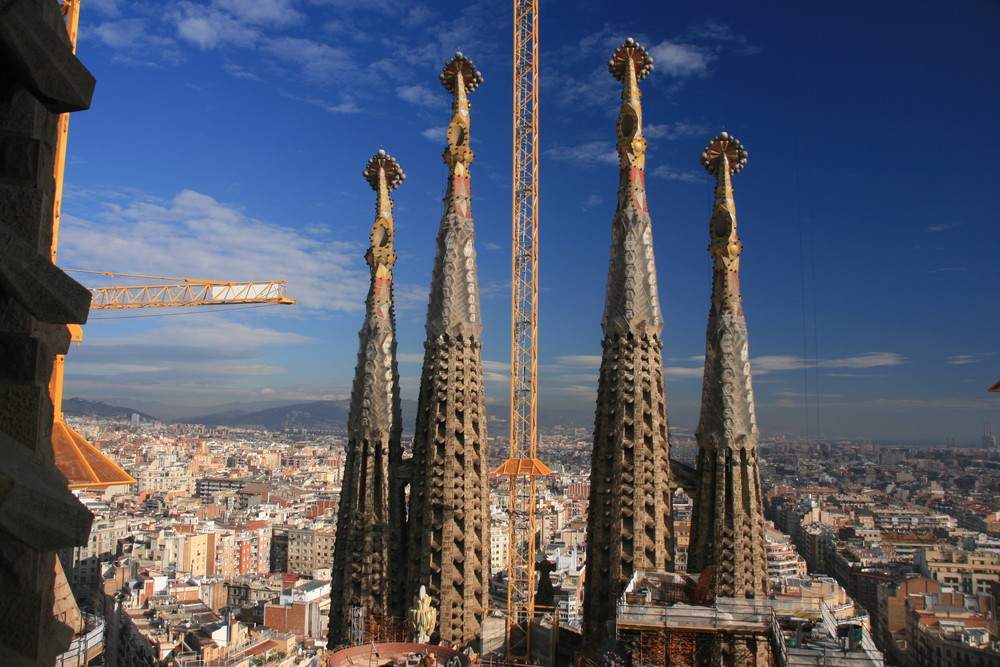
xmin=583 ymin=38 xmax=674 ymax=650
xmin=687 ymin=132 xmax=771 ymax=664
xmin=404 ymin=53 xmax=489 ymax=648
xmin=328 ymin=151 xmax=407 ymax=645
xmin=0 ymin=1 xmax=97 ymax=662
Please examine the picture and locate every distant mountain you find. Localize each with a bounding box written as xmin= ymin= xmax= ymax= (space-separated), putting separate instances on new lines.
xmin=186 ymin=399 xmax=420 ymax=432
xmin=66 ymin=395 xmax=592 ymax=433
xmin=63 ymin=398 xmax=158 ymax=422
xmin=94 ymin=397 xmax=300 ymax=421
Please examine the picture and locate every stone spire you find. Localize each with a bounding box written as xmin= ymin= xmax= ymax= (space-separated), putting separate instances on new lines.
xmin=583 ymin=38 xmax=673 ymax=649
xmin=687 ymin=132 xmax=769 ymax=603
xmin=404 ymin=53 xmax=489 ymax=648
xmin=327 ymin=150 xmax=407 ymax=646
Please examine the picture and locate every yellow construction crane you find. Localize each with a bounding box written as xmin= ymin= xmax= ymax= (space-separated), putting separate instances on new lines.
xmin=68 ymin=270 xmax=295 ymax=309
xmin=48 ymin=4 xmax=295 ymax=488
xmin=493 ymin=0 xmax=552 ymax=662
xmin=49 ymin=271 xmax=295 ymax=489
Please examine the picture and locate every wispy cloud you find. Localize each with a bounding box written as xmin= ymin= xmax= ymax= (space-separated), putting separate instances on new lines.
xmin=545 ymin=141 xmax=618 ymax=167
xmin=421 ymin=126 xmax=446 ymax=142
xmin=89 ymin=0 xmax=506 ymax=114
xmin=945 ymin=353 xmax=994 ymax=365
xmin=61 ymin=186 xmax=405 ymax=314
xmin=66 ymin=316 xmax=317 ymax=401
xmin=751 ymin=352 xmax=906 ymax=374
xmin=924 ymin=222 xmax=960 ymax=233
xmin=398 ymin=84 xmax=446 ymax=108
xmin=553 ymin=355 xmax=602 ymax=368
xmin=930 ymin=267 xmax=972 ymax=274
xmin=665 ymin=366 xmax=705 ymax=379
xmin=651 ymin=165 xmax=702 ymax=182
xmin=581 ymin=194 xmax=604 ymax=211
xmin=223 ymin=63 xmax=262 ymax=81
xmin=644 ymin=121 xmax=707 ymax=140
xmin=647 ymin=40 xmax=713 ymax=77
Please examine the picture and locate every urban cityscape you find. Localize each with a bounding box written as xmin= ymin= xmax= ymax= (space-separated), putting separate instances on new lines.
xmin=54 ymin=407 xmax=1000 ymax=666
xmin=2 ymin=2 xmax=998 ymax=667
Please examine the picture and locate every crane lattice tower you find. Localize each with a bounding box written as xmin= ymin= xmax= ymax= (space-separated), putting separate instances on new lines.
xmin=583 ymin=37 xmax=674 ymax=650
xmin=687 ymin=132 xmax=771 ymax=665
xmin=327 ymin=151 xmax=408 ymax=646
xmin=404 ymin=53 xmax=489 ymax=649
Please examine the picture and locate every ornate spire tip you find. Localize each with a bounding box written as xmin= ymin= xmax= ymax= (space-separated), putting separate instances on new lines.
xmin=608 ymin=37 xmax=654 ymax=82
xmin=701 ymin=131 xmax=748 ymax=176
xmin=363 ymin=150 xmax=406 ymax=191
xmin=439 ymin=52 xmax=483 ymax=95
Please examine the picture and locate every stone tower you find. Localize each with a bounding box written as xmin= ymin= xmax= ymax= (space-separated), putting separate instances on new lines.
xmin=405 ymin=53 xmax=489 ymax=648
xmin=687 ymin=132 xmax=770 ymax=662
xmin=327 ymin=150 xmax=407 ymax=646
xmin=583 ymin=38 xmax=674 ymax=649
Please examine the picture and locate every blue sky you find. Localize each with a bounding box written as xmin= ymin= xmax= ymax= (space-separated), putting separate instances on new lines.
xmin=60 ymin=0 xmax=999 ymax=442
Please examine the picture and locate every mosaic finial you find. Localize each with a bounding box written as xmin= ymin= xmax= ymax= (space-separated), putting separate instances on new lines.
xmin=363 ymin=149 xmax=406 ymax=191
xmin=608 ymin=37 xmax=654 ymax=83
xmin=701 ymin=131 xmax=749 ymax=176
xmin=439 ymin=52 xmax=483 ymax=95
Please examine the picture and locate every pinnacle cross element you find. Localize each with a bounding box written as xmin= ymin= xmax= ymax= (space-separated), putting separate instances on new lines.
xmin=688 ymin=132 xmax=770 ymax=607
xmin=328 ymin=150 xmax=407 ymax=647
xmin=583 ymin=37 xmax=674 ymax=650
xmin=405 ymin=53 xmax=489 ymax=648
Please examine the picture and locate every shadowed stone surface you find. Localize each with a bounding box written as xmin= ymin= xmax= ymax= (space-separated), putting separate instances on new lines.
xmin=327 ymin=152 xmax=407 ymax=646
xmin=688 ymin=133 xmax=771 ymax=665
xmin=0 ymin=1 xmax=95 ymax=663
xmin=404 ymin=53 xmax=489 ymax=649
xmin=583 ymin=38 xmax=674 ymax=651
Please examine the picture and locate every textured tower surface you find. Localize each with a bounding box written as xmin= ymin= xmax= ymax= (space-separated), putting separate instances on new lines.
xmin=327 ymin=151 xmax=407 ymax=646
xmin=688 ymin=132 xmax=770 ymax=608
xmin=583 ymin=38 xmax=674 ymax=650
xmin=405 ymin=53 xmax=489 ymax=648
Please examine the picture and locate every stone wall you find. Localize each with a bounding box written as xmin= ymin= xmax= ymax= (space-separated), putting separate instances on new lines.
xmin=0 ymin=1 xmax=97 ymax=663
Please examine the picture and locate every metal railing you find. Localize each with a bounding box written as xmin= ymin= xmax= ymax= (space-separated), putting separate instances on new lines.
xmin=55 ymin=613 xmax=105 ymax=666
xmin=616 ymin=597 xmax=773 ymax=633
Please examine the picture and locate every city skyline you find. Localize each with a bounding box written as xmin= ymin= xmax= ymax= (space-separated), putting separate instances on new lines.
xmin=59 ymin=1 xmax=999 ymax=441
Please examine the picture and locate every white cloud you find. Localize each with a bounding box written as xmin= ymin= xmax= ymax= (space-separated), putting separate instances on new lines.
xmin=173 ymin=8 xmax=260 ymax=50
xmin=324 ymin=97 xmax=362 ymax=114
xmin=422 ymin=127 xmax=447 ymax=142
xmin=482 ymin=360 xmax=510 ymax=380
xmin=263 ymin=37 xmax=355 ymax=84
xmin=751 ymin=352 xmax=906 ymax=374
xmin=665 ymin=366 xmax=704 ymax=379
xmin=102 ymin=318 xmax=316 ymax=349
xmin=65 ymin=316 xmax=317 ymax=402
xmin=945 ymin=353 xmax=994 ymax=365
xmin=94 ymin=19 xmax=147 ymax=49
xmin=553 ymin=355 xmax=602 ymax=368
xmin=398 ymin=85 xmax=445 ymax=108
xmin=648 ymin=41 xmax=713 ymax=77
xmin=582 ymin=194 xmax=604 ymax=211
xmin=223 ymin=63 xmax=263 ymax=81
xmin=651 ymin=165 xmax=702 ymax=182
xmin=828 ymin=352 xmax=906 ymax=369
xmin=61 ymin=187 xmax=375 ymax=314
xmin=644 ymin=121 xmax=706 ymax=140
xmin=88 ymin=0 xmax=124 ymax=17
xmin=925 ymin=222 xmax=960 ymax=232
xmin=216 ymin=0 xmax=304 ymax=27
xmin=545 ymin=141 xmax=618 ymax=167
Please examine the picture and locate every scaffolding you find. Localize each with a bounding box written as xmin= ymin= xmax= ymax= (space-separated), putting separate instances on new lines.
xmin=616 ymin=597 xmax=773 ymax=667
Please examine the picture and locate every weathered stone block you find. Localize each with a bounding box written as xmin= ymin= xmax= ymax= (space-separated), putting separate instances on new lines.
xmin=0 ymin=0 xmax=95 ymax=113
xmin=0 ymin=220 xmax=91 ymax=324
